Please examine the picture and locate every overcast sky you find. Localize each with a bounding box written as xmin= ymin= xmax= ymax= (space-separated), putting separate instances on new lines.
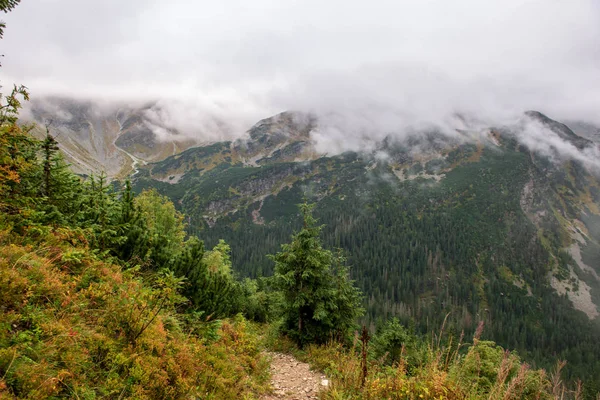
xmin=1 ymin=0 xmax=600 ymax=141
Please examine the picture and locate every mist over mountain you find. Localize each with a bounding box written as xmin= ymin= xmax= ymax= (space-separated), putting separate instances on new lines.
xmin=5 ymin=0 xmax=600 ymax=180
xmin=2 ymin=0 xmax=600 ymax=150
xmin=22 ymin=98 xmax=214 ymax=177
xmin=22 ymin=94 xmax=600 ymax=182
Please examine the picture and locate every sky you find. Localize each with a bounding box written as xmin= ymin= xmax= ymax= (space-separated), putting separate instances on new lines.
xmin=1 ymin=0 xmax=600 ymax=145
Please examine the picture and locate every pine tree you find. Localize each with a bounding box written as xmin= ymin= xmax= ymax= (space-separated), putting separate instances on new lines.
xmin=41 ymin=129 xmax=60 ymax=198
xmin=270 ymin=202 xmax=363 ymax=347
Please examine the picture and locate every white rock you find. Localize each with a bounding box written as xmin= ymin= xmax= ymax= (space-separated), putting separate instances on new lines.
xmin=321 ymin=379 xmax=329 ymax=387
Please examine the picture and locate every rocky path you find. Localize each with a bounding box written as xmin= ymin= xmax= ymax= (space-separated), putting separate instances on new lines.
xmin=262 ymin=352 xmax=328 ymax=400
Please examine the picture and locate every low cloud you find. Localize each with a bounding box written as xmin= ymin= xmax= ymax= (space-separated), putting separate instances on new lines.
xmin=141 ymin=96 xmax=275 ymax=143
xmin=516 ymin=119 xmax=600 ymax=173
xmin=1 ymin=0 xmax=599 ymax=160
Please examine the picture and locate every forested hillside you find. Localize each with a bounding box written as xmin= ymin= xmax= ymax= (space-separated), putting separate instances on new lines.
xmin=133 ymin=111 xmax=600 ymax=392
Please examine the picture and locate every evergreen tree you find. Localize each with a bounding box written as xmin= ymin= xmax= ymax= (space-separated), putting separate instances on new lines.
xmin=172 ymin=237 xmax=241 ymax=319
xmin=270 ymin=202 xmax=363 ymax=347
xmin=331 ymin=250 xmax=364 ymax=342
xmin=119 ymin=180 xmax=135 ymax=226
xmin=0 ymin=0 xmax=20 ymax=40
xmin=41 ymin=129 xmax=59 ymax=198
xmin=136 ymin=188 xmax=186 ymax=266
xmin=35 ymin=131 xmax=83 ymax=226
xmin=78 ymin=173 xmax=124 ymax=250
xmin=114 ymin=188 xmax=186 ymax=268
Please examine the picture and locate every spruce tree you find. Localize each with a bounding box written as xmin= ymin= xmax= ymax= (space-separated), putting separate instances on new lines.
xmin=36 ymin=132 xmax=83 ymax=226
xmin=78 ymin=173 xmax=124 ymax=250
xmin=41 ymin=130 xmax=59 ymax=198
xmin=172 ymin=237 xmax=241 ymax=319
xmin=270 ymin=202 xmax=363 ymax=347
xmin=331 ymin=250 xmax=365 ymax=342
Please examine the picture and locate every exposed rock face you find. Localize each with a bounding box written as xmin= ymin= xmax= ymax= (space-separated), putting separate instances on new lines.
xmin=202 ymin=164 xmax=312 ymax=223
xmin=27 ymin=98 xmax=127 ymax=177
xmin=144 ymin=111 xmax=322 ymax=184
xmin=234 ymin=111 xmax=319 ymax=166
xmin=518 ymin=146 xmax=600 ymax=319
xmin=551 ymin=268 xmax=599 ymax=319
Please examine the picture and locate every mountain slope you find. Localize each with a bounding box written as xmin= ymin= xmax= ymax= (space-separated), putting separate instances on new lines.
xmin=132 ymin=111 xmax=600 ymax=388
xmin=24 ymin=98 xmax=199 ymax=178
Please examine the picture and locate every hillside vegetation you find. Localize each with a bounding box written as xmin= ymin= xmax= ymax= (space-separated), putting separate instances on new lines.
xmin=133 ymin=111 xmax=600 ymax=393
xmin=0 ymin=234 xmax=269 ymax=398
xmin=0 ymin=87 xmax=273 ymax=398
xmin=0 ymin=89 xmax=594 ymax=398
xmin=1 ymin=2 xmax=598 ymax=397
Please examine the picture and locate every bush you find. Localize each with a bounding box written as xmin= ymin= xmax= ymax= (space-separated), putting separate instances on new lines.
xmin=0 ymin=238 xmax=270 ymax=399
xmin=370 ymin=318 xmax=430 ymax=373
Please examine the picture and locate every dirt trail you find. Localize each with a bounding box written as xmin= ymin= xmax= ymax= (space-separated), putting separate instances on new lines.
xmin=262 ymin=352 xmax=328 ymax=400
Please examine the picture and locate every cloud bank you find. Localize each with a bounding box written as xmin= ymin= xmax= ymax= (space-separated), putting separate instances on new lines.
xmin=1 ymin=0 xmax=599 ymax=149
xmin=517 ymin=119 xmax=600 ymax=173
